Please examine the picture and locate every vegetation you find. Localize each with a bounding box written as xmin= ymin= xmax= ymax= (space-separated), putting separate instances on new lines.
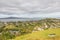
xmin=13 ymin=28 xmax=60 ymax=40
xmin=0 ymin=18 xmax=60 ymax=40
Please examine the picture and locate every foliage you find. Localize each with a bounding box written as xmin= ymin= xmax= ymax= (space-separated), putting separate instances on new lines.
xmin=13 ymin=28 xmax=60 ymax=40
xmin=0 ymin=18 xmax=60 ymax=40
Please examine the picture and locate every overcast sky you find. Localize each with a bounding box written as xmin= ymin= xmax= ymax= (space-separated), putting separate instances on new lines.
xmin=0 ymin=0 xmax=60 ymax=18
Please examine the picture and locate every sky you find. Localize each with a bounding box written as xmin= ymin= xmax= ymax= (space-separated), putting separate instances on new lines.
xmin=0 ymin=0 xmax=60 ymax=18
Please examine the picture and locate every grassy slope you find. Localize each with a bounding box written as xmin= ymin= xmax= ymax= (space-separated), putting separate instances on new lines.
xmin=13 ymin=28 xmax=60 ymax=40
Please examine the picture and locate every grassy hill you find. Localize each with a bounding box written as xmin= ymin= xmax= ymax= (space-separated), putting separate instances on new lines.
xmin=13 ymin=28 xmax=60 ymax=40
xmin=12 ymin=18 xmax=60 ymax=40
xmin=0 ymin=18 xmax=60 ymax=40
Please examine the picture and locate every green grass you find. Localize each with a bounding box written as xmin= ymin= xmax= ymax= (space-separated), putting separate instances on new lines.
xmin=13 ymin=28 xmax=60 ymax=40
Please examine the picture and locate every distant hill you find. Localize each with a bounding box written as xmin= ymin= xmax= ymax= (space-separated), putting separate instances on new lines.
xmin=0 ymin=17 xmax=42 ymax=22
xmin=0 ymin=17 xmax=42 ymax=19
xmin=0 ymin=17 xmax=26 ymax=19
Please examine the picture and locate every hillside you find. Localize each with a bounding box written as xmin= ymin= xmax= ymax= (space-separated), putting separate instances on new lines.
xmin=0 ymin=18 xmax=60 ymax=40
xmin=13 ymin=28 xmax=60 ymax=40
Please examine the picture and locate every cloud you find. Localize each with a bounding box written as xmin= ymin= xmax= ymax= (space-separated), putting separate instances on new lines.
xmin=0 ymin=0 xmax=60 ymax=18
